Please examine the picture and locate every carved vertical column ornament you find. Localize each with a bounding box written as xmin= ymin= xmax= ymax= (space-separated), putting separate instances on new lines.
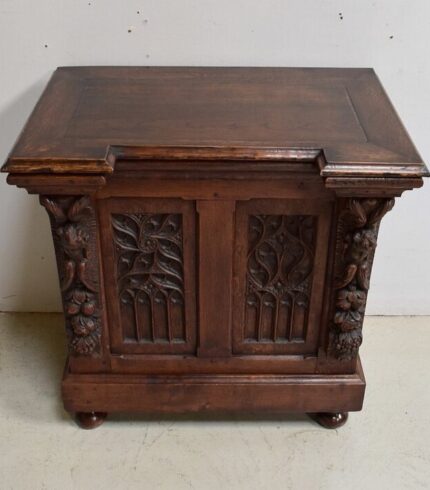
xmin=328 ymin=198 xmax=395 ymax=361
xmin=41 ymin=196 xmax=102 ymax=355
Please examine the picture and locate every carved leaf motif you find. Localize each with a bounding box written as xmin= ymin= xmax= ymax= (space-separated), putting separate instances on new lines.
xmin=67 ymin=196 xmax=92 ymax=222
xmin=40 ymin=197 xmax=67 ymax=224
xmin=158 ymin=239 xmax=182 ymax=263
xmin=333 ymin=329 xmax=362 ymax=361
xmin=366 ymin=198 xmax=395 ymax=226
xmin=61 ymin=260 xmax=76 ymax=292
xmin=150 ymin=274 xmax=183 ymax=295
xmin=112 ymin=215 xmax=140 ymax=251
xmin=72 ymin=335 xmax=98 ymax=355
xmin=284 ymin=224 xmax=314 ymax=288
xmin=356 ymin=265 xmax=370 ymax=291
xmin=344 ymin=199 xmax=367 ymax=228
xmin=334 ymin=263 xmax=357 ymax=289
xmin=77 ymin=259 xmax=97 ymax=293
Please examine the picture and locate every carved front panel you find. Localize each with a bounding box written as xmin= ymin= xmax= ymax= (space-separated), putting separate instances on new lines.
xmin=112 ymin=213 xmax=186 ymax=344
xmin=101 ymin=199 xmax=197 ymax=355
xmin=245 ymin=215 xmax=316 ymax=343
xmin=233 ymin=199 xmax=332 ymax=355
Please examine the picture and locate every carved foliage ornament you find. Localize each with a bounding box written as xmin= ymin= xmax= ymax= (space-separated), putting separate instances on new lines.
xmin=41 ymin=196 xmax=101 ymax=355
xmin=329 ymin=198 xmax=395 ymax=360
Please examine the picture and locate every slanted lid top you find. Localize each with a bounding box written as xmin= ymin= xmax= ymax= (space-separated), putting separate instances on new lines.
xmin=2 ymin=66 xmax=428 ymax=178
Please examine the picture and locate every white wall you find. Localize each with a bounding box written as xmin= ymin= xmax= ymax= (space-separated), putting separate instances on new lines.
xmin=0 ymin=0 xmax=429 ymax=314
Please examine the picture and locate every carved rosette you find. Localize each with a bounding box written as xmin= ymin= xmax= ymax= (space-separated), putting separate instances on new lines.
xmin=329 ymin=198 xmax=395 ymax=361
xmin=41 ymin=196 xmax=101 ymax=355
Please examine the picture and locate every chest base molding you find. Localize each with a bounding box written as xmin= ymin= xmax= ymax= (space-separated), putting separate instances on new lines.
xmin=62 ymin=357 xmax=365 ymax=415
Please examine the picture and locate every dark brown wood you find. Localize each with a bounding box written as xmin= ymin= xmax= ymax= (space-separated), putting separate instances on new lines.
xmin=75 ymin=411 xmax=107 ymax=430
xmin=196 ymin=200 xmax=235 ymax=357
xmin=99 ymin=198 xmax=197 ymax=356
xmin=63 ymin=362 xmax=365 ymax=414
xmin=309 ymin=412 xmax=349 ymax=429
xmin=232 ymin=199 xmax=332 ymax=355
xmin=327 ymin=198 xmax=395 ymax=362
xmin=2 ymin=67 xmax=428 ymax=181
xmin=2 ymin=67 xmax=427 ymax=429
xmin=40 ymin=196 xmax=103 ymax=356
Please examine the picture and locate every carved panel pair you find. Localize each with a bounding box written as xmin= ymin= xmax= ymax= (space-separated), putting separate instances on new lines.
xmin=42 ymin=195 xmax=393 ymax=363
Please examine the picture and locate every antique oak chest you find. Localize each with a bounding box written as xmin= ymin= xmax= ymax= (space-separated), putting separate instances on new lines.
xmin=2 ymin=67 xmax=427 ymax=429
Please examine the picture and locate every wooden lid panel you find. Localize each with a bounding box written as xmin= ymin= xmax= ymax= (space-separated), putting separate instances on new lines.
xmin=2 ymin=67 xmax=427 ymax=177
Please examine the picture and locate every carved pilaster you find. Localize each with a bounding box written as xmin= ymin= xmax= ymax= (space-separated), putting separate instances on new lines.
xmin=41 ymin=196 xmax=102 ymax=355
xmin=328 ymin=198 xmax=395 ymax=361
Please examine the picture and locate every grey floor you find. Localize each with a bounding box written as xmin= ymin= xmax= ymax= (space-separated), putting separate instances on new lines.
xmin=0 ymin=313 xmax=429 ymax=490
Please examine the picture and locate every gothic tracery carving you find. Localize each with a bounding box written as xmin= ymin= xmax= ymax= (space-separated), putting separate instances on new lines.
xmin=112 ymin=213 xmax=186 ymax=343
xmin=245 ymin=215 xmax=317 ymax=342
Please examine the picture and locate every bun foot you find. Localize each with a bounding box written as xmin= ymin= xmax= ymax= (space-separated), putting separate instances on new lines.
xmin=308 ymin=412 xmax=348 ymax=429
xmin=75 ymin=411 xmax=107 ymax=429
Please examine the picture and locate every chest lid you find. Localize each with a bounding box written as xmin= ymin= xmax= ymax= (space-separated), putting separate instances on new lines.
xmin=2 ymin=66 xmax=428 ymax=182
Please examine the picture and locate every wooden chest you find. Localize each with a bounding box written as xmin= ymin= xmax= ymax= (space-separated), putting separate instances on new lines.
xmin=3 ymin=67 xmax=427 ymax=429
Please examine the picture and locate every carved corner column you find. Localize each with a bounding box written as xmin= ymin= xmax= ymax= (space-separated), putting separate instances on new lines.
xmin=326 ymin=197 xmax=395 ymax=362
xmin=40 ymin=195 xmax=106 ymax=366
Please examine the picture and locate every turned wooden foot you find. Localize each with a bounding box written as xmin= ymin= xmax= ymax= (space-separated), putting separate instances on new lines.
xmin=75 ymin=411 xmax=107 ymax=429
xmin=308 ymin=412 xmax=349 ymax=429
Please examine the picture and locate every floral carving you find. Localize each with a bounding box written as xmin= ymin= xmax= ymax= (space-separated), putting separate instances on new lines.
xmin=41 ymin=196 xmax=101 ymax=355
xmin=329 ymin=198 xmax=395 ymax=360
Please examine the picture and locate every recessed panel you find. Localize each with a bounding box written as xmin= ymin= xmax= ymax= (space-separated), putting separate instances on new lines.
xmin=66 ymin=79 xmax=366 ymax=144
xmin=244 ymin=214 xmax=317 ymax=344
xmin=233 ymin=199 xmax=332 ymax=355
xmin=100 ymin=198 xmax=197 ymax=355
xmin=112 ymin=213 xmax=186 ymax=345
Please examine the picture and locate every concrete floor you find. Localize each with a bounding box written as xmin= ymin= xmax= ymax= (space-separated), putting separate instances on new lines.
xmin=0 ymin=313 xmax=429 ymax=490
